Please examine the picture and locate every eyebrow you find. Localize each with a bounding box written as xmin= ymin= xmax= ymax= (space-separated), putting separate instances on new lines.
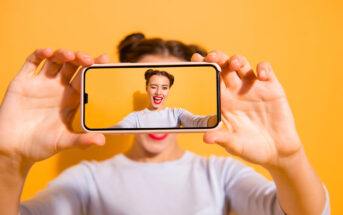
xmin=150 ymin=84 xmax=169 ymax=87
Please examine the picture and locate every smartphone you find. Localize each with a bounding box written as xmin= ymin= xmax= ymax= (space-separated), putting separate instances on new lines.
xmin=81 ymin=62 xmax=221 ymax=133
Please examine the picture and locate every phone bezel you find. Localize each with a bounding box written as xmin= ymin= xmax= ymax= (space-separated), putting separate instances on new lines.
xmin=81 ymin=62 xmax=222 ymax=134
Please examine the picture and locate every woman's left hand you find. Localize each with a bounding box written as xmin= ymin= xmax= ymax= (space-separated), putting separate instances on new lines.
xmin=192 ymin=51 xmax=302 ymax=168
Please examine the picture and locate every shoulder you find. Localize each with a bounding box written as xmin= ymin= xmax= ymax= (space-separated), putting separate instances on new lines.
xmin=186 ymin=151 xmax=251 ymax=174
xmin=169 ymin=107 xmax=187 ymax=115
xmin=121 ymin=109 xmax=146 ymax=121
xmin=208 ymin=154 xmax=251 ymax=172
xmin=189 ymin=152 xmax=257 ymax=183
xmin=50 ymin=154 xmax=124 ymax=186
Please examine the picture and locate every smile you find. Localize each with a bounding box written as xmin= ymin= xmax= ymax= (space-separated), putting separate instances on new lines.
xmin=148 ymin=134 xmax=168 ymax=140
xmin=153 ymin=96 xmax=163 ymax=105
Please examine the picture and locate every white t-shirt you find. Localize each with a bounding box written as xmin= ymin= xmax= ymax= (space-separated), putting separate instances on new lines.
xmin=111 ymin=108 xmax=215 ymax=128
xmin=19 ymin=151 xmax=330 ymax=215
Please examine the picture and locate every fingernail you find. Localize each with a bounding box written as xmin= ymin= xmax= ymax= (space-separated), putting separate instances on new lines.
xmin=209 ymin=52 xmax=216 ymax=57
xmin=84 ymin=56 xmax=93 ymax=64
xmin=44 ymin=48 xmax=53 ymax=54
xmin=259 ymin=70 xmax=267 ymax=80
xmin=65 ymin=51 xmax=74 ymax=59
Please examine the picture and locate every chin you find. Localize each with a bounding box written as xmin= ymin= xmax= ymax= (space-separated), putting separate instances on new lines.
xmin=151 ymin=104 xmax=163 ymax=110
xmin=135 ymin=134 xmax=177 ymax=155
xmin=142 ymin=143 xmax=169 ymax=155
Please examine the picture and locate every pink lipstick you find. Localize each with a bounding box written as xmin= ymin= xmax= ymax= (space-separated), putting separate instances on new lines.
xmin=148 ymin=134 xmax=168 ymax=140
xmin=153 ymin=96 xmax=163 ymax=104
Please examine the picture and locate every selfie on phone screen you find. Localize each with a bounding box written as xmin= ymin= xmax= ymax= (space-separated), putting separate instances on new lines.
xmin=83 ymin=64 xmax=220 ymax=131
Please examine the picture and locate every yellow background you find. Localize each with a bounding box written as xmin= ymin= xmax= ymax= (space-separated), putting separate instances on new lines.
xmin=0 ymin=0 xmax=342 ymax=213
xmin=84 ymin=66 xmax=218 ymax=128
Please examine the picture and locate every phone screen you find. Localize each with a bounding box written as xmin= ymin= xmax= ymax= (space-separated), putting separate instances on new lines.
xmin=82 ymin=63 xmax=220 ymax=132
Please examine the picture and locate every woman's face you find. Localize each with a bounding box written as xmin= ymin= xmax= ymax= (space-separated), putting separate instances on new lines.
xmin=146 ymin=75 xmax=170 ymax=111
xmin=134 ymin=54 xmax=185 ymax=156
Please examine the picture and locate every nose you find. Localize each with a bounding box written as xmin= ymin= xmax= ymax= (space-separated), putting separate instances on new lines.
xmin=156 ymin=87 xmax=162 ymax=95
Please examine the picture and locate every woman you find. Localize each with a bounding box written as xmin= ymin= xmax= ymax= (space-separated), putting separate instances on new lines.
xmin=0 ymin=33 xmax=329 ymax=215
xmin=111 ymin=68 xmax=217 ymax=128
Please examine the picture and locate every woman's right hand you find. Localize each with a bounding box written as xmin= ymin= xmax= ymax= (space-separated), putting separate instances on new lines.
xmin=0 ymin=48 xmax=108 ymax=167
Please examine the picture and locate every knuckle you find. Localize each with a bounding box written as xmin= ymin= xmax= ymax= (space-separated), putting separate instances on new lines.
xmin=230 ymin=54 xmax=242 ymax=64
xmin=258 ymin=61 xmax=270 ymax=67
xmin=34 ymin=48 xmax=42 ymax=55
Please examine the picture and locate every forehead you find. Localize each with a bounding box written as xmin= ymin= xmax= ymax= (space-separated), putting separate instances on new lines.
xmin=138 ymin=54 xmax=185 ymax=63
xmin=149 ymin=75 xmax=170 ymax=85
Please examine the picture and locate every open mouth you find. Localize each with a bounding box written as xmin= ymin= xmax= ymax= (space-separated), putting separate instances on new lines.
xmin=153 ymin=96 xmax=163 ymax=105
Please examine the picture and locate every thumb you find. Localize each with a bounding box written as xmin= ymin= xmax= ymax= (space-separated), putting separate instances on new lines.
xmin=57 ymin=132 xmax=106 ymax=150
xmin=204 ymin=129 xmax=242 ymax=156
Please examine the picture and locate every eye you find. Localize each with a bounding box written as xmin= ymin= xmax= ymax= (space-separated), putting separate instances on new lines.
xmin=163 ymin=87 xmax=168 ymax=90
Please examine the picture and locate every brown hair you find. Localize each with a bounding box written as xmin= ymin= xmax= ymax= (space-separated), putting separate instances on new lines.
xmin=118 ymin=33 xmax=207 ymax=62
xmin=144 ymin=69 xmax=174 ymax=88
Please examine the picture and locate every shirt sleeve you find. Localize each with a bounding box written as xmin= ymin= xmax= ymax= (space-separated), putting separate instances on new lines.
xmin=109 ymin=112 xmax=137 ymax=128
xmin=19 ymin=162 xmax=93 ymax=215
xmin=214 ymin=156 xmax=330 ymax=215
xmin=225 ymin=165 xmax=285 ymax=215
xmin=176 ymin=108 xmax=215 ymax=127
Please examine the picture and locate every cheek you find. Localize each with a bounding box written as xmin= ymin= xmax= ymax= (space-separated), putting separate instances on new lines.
xmin=163 ymin=89 xmax=169 ymax=96
xmin=147 ymin=89 xmax=153 ymax=97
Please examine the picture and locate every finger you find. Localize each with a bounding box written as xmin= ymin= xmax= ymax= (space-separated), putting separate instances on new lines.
xmin=39 ymin=49 xmax=75 ymax=78
xmin=204 ymin=50 xmax=229 ymax=67
xmin=71 ymin=51 xmax=94 ymax=67
xmin=203 ymin=129 xmax=242 ymax=156
xmin=219 ymin=75 xmax=228 ymax=91
xmin=94 ymin=54 xmax=110 ymax=64
xmin=60 ymin=63 xmax=79 ymax=85
xmin=191 ymin=53 xmax=204 ymax=62
xmin=57 ymin=132 xmax=105 ymax=150
xmin=70 ymin=69 xmax=82 ymax=93
xmin=201 ymin=51 xmax=241 ymax=90
xmin=220 ymin=64 xmax=241 ymax=90
xmin=60 ymin=51 xmax=94 ymax=85
xmin=69 ymin=53 xmax=108 ymax=91
xmin=20 ymin=48 xmax=53 ymax=76
xmin=256 ymin=61 xmax=276 ymax=82
xmin=228 ymin=55 xmax=255 ymax=80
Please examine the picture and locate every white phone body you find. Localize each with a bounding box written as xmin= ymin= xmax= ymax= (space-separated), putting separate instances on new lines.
xmin=81 ymin=62 xmax=222 ymax=134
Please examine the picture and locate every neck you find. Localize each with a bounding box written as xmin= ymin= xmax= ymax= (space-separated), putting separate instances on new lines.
xmin=125 ymin=137 xmax=184 ymax=163
xmin=147 ymin=104 xmax=166 ymax=111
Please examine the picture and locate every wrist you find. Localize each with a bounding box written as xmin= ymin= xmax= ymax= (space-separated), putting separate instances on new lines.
xmin=0 ymin=124 xmax=35 ymax=175
xmin=263 ymin=146 xmax=326 ymax=215
xmin=264 ymin=146 xmax=308 ymax=178
xmin=0 ymin=152 xmax=33 ymax=185
xmin=0 ymin=153 xmax=33 ymax=215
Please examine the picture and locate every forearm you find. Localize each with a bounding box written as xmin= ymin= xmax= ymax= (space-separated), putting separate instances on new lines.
xmin=207 ymin=115 xmax=217 ymax=127
xmin=265 ymin=147 xmax=326 ymax=215
xmin=0 ymin=154 xmax=32 ymax=215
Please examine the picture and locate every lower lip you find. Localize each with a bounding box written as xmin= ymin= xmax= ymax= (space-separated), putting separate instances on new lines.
xmin=153 ymin=98 xmax=163 ymax=104
xmin=148 ymin=134 xmax=168 ymax=140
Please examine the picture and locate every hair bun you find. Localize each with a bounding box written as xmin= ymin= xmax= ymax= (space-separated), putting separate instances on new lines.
xmin=124 ymin=33 xmax=145 ymax=42
xmin=118 ymin=33 xmax=145 ymax=62
xmin=118 ymin=33 xmax=145 ymax=50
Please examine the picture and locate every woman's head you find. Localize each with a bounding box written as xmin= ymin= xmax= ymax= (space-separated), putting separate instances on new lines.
xmin=145 ymin=69 xmax=174 ymax=111
xmin=118 ymin=33 xmax=207 ymax=63
xmin=118 ymin=33 xmax=207 ymax=158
